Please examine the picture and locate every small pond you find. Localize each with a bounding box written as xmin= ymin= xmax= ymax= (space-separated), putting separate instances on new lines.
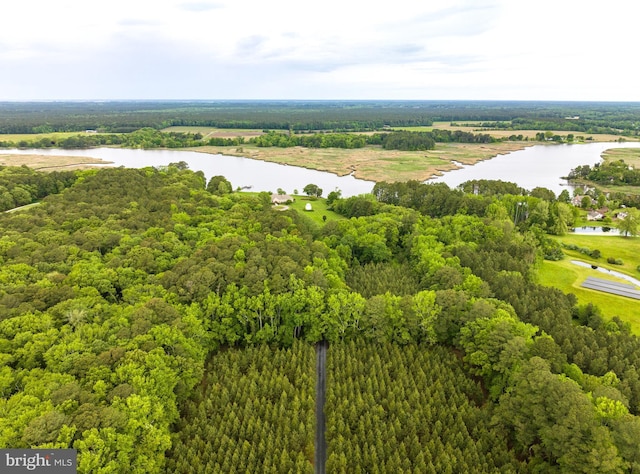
xmin=571 ymin=226 xmax=624 ymax=235
xmin=571 ymin=260 xmax=640 ymax=287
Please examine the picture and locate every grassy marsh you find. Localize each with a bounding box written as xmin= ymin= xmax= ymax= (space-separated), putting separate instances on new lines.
xmin=193 ymin=141 xmax=529 ymax=183
xmin=0 ymin=153 xmax=109 ymax=171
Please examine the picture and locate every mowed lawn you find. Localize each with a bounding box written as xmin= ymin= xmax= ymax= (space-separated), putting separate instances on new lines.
xmin=538 ymin=234 xmax=640 ymax=333
xmin=239 ymin=192 xmax=345 ymax=226
xmin=277 ymin=196 xmax=346 ymax=225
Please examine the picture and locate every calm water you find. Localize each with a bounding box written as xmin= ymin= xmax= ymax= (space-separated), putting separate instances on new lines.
xmin=0 ymin=147 xmax=375 ymax=197
xmin=572 ymin=226 xmax=624 ymax=235
xmin=571 ymin=260 xmax=640 ymax=287
xmin=3 ymin=141 xmax=640 ymax=197
xmin=428 ymin=141 xmax=640 ymax=195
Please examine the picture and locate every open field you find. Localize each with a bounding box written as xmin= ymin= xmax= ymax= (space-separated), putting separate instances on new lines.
xmin=0 ymin=153 xmax=109 ymax=171
xmin=601 ymin=147 xmax=640 ymax=167
xmin=553 ymin=234 xmax=639 ymax=282
xmin=567 ymin=147 xmax=640 ymax=195
xmin=283 ymin=196 xmax=346 ymax=225
xmin=193 ymin=141 xmax=529 ymax=183
xmin=396 ymin=122 xmax=635 ymax=142
xmin=537 ymin=234 xmax=640 ymax=333
xmin=0 ymin=131 xmax=103 ymax=142
xmin=162 ymin=126 xmax=264 ymax=139
xmin=240 ymin=192 xmax=345 ymax=225
xmin=538 ymin=259 xmax=640 ymax=334
xmin=163 ymin=123 xmax=635 ymax=144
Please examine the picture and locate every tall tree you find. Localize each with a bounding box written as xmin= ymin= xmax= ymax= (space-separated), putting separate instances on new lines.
xmin=617 ymin=209 xmax=639 ymax=237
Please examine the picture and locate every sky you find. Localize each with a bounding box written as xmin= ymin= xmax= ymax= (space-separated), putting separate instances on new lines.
xmin=1 ymin=0 xmax=639 ymax=101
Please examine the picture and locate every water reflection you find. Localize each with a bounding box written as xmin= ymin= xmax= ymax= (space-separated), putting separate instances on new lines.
xmin=4 ymin=141 xmax=640 ymax=197
xmin=0 ymin=147 xmax=376 ymax=198
xmin=571 ymin=260 xmax=640 ymax=287
xmin=428 ymin=142 xmax=640 ymax=195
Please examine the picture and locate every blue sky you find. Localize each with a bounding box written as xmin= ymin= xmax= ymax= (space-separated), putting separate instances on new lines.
xmin=1 ymin=0 xmax=638 ymax=101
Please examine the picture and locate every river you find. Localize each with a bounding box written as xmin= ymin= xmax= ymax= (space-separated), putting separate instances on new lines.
xmin=428 ymin=141 xmax=640 ymax=196
xmin=0 ymin=147 xmax=376 ymax=198
xmin=3 ymin=141 xmax=640 ymax=197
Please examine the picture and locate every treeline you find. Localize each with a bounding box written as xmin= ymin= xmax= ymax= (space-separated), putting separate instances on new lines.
xmin=0 ymin=128 xmax=244 ymax=150
xmin=569 ymin=160 xmax=640 ymax=186
xmin=0 ymin=101 xmax=435 ymax=133
xmin=250 ymin=129 xmax=494 ymax=151
xmin=512 ymin=118 xmax=634 ymax=135
xmin=0 ymin=166 xmax=77 ymax=211
xmin=3 ymin=100 xmax=640 ymax=135
xmin=368 ymin=179 xmax=577 ymax=239
xmin=251 ymin=131 xmax=368 ymax=149
xmin=1 ymin=165 xmax=640 ymax=471
xmin=479 ymin=118 xmax=627 ymax=135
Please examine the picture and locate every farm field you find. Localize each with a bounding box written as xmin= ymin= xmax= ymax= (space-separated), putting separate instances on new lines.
xmin=398 ymin=122 xmax=636 ymax=142
xmin=538 ymin=234 xmax=640 ymax=333
xmin=162 ymin=126 xmax=264 ymax=140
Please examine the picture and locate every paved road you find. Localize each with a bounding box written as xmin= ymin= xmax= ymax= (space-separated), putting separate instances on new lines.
xmin=314 ymin=340 xmax=328 ymax=474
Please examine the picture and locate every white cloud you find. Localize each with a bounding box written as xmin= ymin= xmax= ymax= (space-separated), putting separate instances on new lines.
xmin=1 ymin=0 xmax=639 ymax=100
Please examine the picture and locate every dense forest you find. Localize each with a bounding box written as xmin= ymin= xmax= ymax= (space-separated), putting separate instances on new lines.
xmin=1 ymin=100 xmax=640 ymax=134
xmin=0 ymin=128 xmax=241 ymax=150
xmin=1 ymin=163 xmax=640 ymax=472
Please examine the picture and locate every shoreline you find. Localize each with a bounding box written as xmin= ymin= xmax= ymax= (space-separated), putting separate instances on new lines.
xmin=0 ymin=140 xmax=634 ymax=183
xmin=189 ymin=141 xmax=535 ymax=182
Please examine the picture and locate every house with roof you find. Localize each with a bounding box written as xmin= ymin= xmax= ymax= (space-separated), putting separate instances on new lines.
xmin=271 ymin=194 xmax=294 ymax=205
xmin=587 ymin=210 xmax=603 ymax=221
xmin=572 ymin=195 xmax=594 ymax=207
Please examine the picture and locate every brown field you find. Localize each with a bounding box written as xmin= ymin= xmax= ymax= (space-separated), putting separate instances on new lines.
xmin=162 ymin=126 xmax=264 ymax=140
xmin=164 ymin=123 xmax=635 ymax=144
xmin=0 ymin=154 xmax=110 ymax=171
xmin=398 ymin=122 xmax=635 ymax=143
xmin=192 ymin=141 xmax=530 ymax=183
xmin=0 ymin=131 xmax=106 ymax=143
